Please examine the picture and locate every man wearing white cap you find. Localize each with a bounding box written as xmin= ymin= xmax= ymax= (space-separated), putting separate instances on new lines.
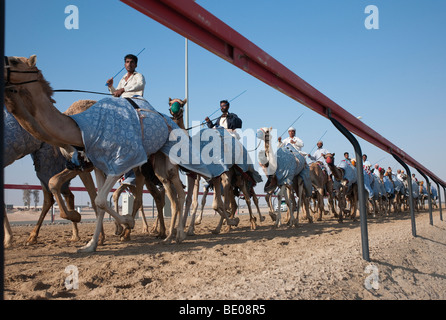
xmin=278 ymin=127 xmax=304 ymax=151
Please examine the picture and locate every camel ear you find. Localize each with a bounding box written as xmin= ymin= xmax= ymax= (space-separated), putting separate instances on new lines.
xmin=332 ymin=153 xmax=335 ymax=157
xmin=28 ymin=55 xmax=37 ymax=67
xmin=183 ymin=98 xmax=187 ymax=104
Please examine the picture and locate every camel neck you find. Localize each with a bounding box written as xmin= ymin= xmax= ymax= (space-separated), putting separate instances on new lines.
xmin=9 ymin=85 xmax=84 ymax=147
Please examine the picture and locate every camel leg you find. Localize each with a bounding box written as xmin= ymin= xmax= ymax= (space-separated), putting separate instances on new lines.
xmin=187 ymin=176 xmax=200 ymax=236
xmin=147 ymin=182 xmax=166 ymax=238
xmin=183 ymin=174 xmax=196 ymax=227
xmin=77 ymin=171 xmax=105 ymax=245
xmin=196 ymin=183 xmax=209 ymax=225
xmin=60 ymin=187 xmax=82 ymax=242
xmin=241 ymin=188 xmax=257 ymax=230
xmin=78 ymin=171 xmax=134 ymax=253
xmin=265 ymin=193 xmax=276 ymax=221
xmin=211 ymin=176 xmax=239 ymax=234
xmin=251 ymin=189 xmax=265 ymax=223
xmin=48 ymin=168 xmax=81 ymax=222
xmin=172 ymin=175 xmax=186 ymax=243
xmin=4 ymin=209 xmax=13 ymax=248
xmin=26 ymin=188 xmax=54 ymax=245
xmin=162 ymin=177 xmax=185 ymax=244
xmin=315 ymin=187 xmax=325 ymax=221
xmin=112 ymin=184 xmax=125 ymax=235
xmin=350 ymin=185 xmax=359 ymax=220
xmin=274 ymin=192 xmax=283 ymax=228
xmin=120 ymin=170 xmax=145 ymax=241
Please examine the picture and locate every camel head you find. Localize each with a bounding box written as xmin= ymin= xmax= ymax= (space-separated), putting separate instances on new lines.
xmin=4 ymin=55 xmax=39 ymax=89
xmin=168 ymin=97 xmax=186 ymax=120
xmin=4 ymin=55 xmax=55 ymax=115
xmin=324 ymin=152 xmax=335 ymax=165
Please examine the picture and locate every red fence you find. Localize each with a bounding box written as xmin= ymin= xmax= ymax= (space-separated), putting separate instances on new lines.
xmin=121 ymin=0 xmax=445 ymax=188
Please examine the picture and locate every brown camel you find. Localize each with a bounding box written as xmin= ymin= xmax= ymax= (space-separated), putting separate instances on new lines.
xmin=258 ymin=127 xmax=312 ymax=227
xmin=324 ymin=153 xmax=358 ymax=223
xmin=309 ymin=161 xmax=336 ymax=221
xmin=167 ymin=98 xmax=241 ymax=236
xmin=4 ymin=55 xmax=190 ymax=252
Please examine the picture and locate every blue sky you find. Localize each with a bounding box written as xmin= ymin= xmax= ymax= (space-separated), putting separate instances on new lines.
xmin=4 ymin=0 xmax=446 ymax=205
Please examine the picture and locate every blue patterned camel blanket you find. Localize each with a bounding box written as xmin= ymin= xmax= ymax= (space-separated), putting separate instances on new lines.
xmin=69 ymin=97 xmax=212 ymax=178
xmin=31 ymin=142 xmax=70 ymax=192
xmin=363 ymin=169 xmax=374 ymax=199
xmin=187 ymin=127 xmax=263 ymax=182
xmin=4 ymin=107 xmax=42 ymax=167
xmin=332 ymin=159 xmax=357 ymax=193
xmin=273 ymin=144 xmax=311 ymax=195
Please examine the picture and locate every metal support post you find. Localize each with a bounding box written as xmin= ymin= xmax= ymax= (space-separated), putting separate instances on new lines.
xmin=328 ymin=110 xmax=370 ymax=262
xmin=435 ymin=182 xmax=443 ymax=221
xmin=416 ymin=169 xmax=433 ymax=225
xmin=392 ymin=153 xmax=416 ymax=237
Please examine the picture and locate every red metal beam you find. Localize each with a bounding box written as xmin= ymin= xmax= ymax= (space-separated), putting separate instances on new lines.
xmin=121 ymin=0 xmax=445 ymax=186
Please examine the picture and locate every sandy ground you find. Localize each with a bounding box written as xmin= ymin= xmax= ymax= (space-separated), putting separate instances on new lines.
xmin=3 ymin=207 xmax=446 ymax=300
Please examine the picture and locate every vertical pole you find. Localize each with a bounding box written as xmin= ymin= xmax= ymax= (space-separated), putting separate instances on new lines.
xmin=185 ymin=38 xmax=189 ymax=129
xmin=392 ymin=154 xmax=416 ymax=237
xmin=417 ymin=169 xmax=433 ymax=225
xmin=435 ymin=182 xmax=443 ymax=221
xmin=328 ymin=111 xmax=370 ymax=261
xmin=1 ymin=0 xmax=5 ymax=301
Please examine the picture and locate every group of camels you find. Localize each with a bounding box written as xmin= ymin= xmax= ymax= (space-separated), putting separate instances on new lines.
xmin=3 ymin=55 xmax=424 ymax=252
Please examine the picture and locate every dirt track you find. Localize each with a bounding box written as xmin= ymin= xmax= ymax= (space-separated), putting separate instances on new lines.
xmin=4 ymin=208 xmax=446 ymax=300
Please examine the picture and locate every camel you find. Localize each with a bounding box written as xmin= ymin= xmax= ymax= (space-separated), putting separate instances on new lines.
xmin=308 ymin=161 xmax=336 ymax=221
xmin=369 ymin=169 xmax=388 ymax=217
xmin=384 ymin=170 xmax=406 ymax=213
xmin=167 ymin=98 xmax=255 ymax=236
xmin=3 ymin=100 xmax=98 ymax=248
xmin=4 ymin=55 xmax=193 ymax=252
xmin=323 ymin=153 xmax=358 ymax=223
xmin=258 ymin=127 xmax=312 ymax=227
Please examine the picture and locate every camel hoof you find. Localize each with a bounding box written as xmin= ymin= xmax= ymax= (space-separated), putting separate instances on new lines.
xmin=78 ymin=240 xmax=97 ymax=253
xmin=26 ymin=236 xmax=38 ymax=246
xmin=162 ymin=235 xmax=173 ymax=244
xmin=70 ymin=236 xmax=81 ymax=242
xmin=4 ymin=238 xmax=13 ymax=248
xmin=212 ymin=229 xmax=221 ymax=235
xmin=260 ymin=216 xmax=266 ymax=223
xmin=120 ymin=228 xmax=132 ymax=241
xmin=176 ymin=232 xmax=186 ymax=243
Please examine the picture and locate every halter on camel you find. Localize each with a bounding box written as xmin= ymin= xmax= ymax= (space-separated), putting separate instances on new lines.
xmin=4 ymin=56 xmax=41 ymax=89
